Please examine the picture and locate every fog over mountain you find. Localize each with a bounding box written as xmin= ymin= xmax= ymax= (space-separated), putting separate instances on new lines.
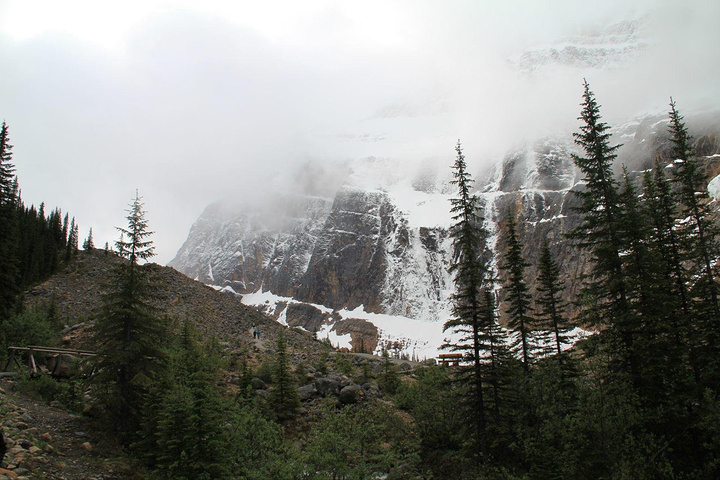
xmin=1 ymin=0 xmax=718 ymax=263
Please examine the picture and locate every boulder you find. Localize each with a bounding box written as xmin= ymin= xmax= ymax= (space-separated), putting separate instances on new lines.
xmin=314 ymin=375 xmax=342 ymax=396
xmin=298 ymin=384 xmax=317 ymax=401
xmin=338 ymin=385 xmax=362 ymax=405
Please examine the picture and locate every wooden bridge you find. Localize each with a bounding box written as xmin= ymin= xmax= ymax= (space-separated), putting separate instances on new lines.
xmin=4 ymin=345 xmax=97 ymax=376
xmin=437 ymin=353 xmax=463 ymax=366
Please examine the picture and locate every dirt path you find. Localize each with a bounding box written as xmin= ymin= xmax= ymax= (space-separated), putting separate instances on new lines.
xmin=0 ymin=378 xmax=139 ymax=480
xmin=343 ymin=351 xmax=423 ymax=368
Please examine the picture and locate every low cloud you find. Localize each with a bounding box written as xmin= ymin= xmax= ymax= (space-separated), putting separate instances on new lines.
xmin=1 ymin=0 xmax=718 ymax=263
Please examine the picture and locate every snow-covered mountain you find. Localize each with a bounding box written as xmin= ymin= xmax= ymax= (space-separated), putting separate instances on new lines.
xmin=510 ymin=17 xmax=649 ymax=74
xmin=169 ymin=112 xmax=720 ymax=360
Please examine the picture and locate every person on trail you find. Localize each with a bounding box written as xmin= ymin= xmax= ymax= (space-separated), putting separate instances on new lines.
xmin=252 ymin=325 xmax=256 ymax=339
xmin=256 ymin=329 xmax=261 ymax=340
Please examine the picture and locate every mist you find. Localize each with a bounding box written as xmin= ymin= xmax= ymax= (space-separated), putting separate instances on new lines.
xmin=1 ymin=0 xmax=718 ymax=263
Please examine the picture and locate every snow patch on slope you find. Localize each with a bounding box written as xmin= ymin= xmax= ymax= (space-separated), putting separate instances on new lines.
xmin=240 ymin=290 xmax=453 ymax=360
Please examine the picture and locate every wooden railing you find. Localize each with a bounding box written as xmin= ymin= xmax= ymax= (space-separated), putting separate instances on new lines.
xmin=4 ymin=345 xmax=96 ymax=374
xmin=437 ymin=353 xmax=463 ymax=366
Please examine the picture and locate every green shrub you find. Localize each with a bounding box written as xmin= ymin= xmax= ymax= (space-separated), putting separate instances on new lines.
xmin=335 ymin=354 xmax=355 ymax=376
xmin=1 ymin=307 xmax=60 ymax=352
xmin=256 ymin=360 xmax=274 ymax=384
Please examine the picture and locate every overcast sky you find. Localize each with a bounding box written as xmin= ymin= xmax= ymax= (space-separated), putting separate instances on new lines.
xmin=1 ymin=0 xmax=718 ymax=264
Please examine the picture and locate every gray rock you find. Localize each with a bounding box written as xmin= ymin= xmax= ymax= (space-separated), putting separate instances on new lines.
xmin=398 ymin=362 xmax=412 ymax=372
xmin=338 ymin=385 xmax=362 ymax=405
xmin=314 ymin=375 xmax=342 ymax=396
xmin=298 ymin=384 xmax=317 ymax=401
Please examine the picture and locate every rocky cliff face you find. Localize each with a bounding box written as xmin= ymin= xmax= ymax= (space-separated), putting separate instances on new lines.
xmin=169 ymin=112 xmax=720 ymax=358
xmin=170 ymin=194 xmax=333 ymax=297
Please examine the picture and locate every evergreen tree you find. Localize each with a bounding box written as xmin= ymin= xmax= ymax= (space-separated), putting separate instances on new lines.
xmin=378 ymin=349 xmax=401 ymax=395
xmin=501 ymin=211 xmax=534 ymax=372
xmin=91 ymin=191 xmax=167 ymax=443
xmin=535 ymin=240 xmax=569 ymax=357
xmin=643 ymin=162 xmax=690 ymax=318
xmin=62 ymin=213 xmax=69 ymax=246
xmin=569 ymin=80 xmax=639 ymax=381
xmin=0 ymin=121 xmax=18 ymax=320
xmin=618 ymin=168 xmax=683 ymax=406
xmin=270 ymin=330 xmax=300 ymax=421
xmin=83 ymin=227 xmax=94 ymax=250
xmin=443 ymin=140 xmax=491 ymax=464
xmin=669 ymin=98 xmax=720 ymax=336
xmin=151 ymin=322 xmax=232 ymax=479
xmin=618 ymin=168 xmax=655 ymax=318
xmin=64 ymin=217 xmax=78 ymax=261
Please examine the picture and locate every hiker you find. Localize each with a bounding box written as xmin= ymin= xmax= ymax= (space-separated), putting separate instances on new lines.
xmin=252 ymin=325 xmax=256 ymax=339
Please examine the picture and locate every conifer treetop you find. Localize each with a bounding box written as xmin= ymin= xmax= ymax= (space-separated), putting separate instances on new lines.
xmin=116 ymin=190 xmax=155 ymax=264
xmin=0 ymin=121 xmax=16 ymax=206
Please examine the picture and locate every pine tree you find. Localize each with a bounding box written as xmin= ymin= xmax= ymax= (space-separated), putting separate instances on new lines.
xmin=0 ymin=121 xmax=18 ymax=320
xmin=151 ymin=322 xmax=232 ymax=479
xmin=83 ymin=227 xmax=94 ymax=251
xmin=569 ymin=80 xmax=638 ymax=381
xmin=270 ymin=330 xmax=300 ymax=421
xmin=92 ymin=191 xmax=167 ymax=443
xmin=443 ymin=140 xmax=490 ymax=464
xmin=378 ymin=349 xmax=401 ymax=395
xmin=479 ymin=287 xmax=514 ymax=422
xmin=64 ymin=217 xmax=78 ymax=261
xmin=668 ymin=98 xmax=720 ymax=336
xmin=501 ymin=211 xmax=534 ymax=372
xmin=569 ymin=80 xmax=626 ymax=313
xmin=62 ymin=213 xmax=69 ymax=246
xmin=535 ymin=241 xmax=569 ymax=357
xmin=618 ymin=168 xmax=683 ymax=403
xmin=643 ymin=162 xmax=690 ymax=318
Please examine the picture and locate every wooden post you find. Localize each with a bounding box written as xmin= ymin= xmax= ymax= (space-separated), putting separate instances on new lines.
xmin=4 ymin=349 xmax=15 ymax=371
xmin=28 ymin=347 xmax=37 ymax=374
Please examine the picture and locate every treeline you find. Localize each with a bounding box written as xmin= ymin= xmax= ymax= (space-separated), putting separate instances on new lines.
xmin=0 ymin=121 xmax=86 ymax=353
xmin=436 ymin=81 xmax=720 ymax=479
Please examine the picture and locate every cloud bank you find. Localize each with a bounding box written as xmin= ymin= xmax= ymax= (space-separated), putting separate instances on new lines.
xmin=1 ymin=0 xmax=718 ymax=262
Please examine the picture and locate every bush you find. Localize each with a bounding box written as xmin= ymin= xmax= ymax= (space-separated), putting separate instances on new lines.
xmin=335 ymin=354 xmax=355 ymax=376
xmin=1 ymin=307 xmax=60 ymax=352
xmin=255 ymin=360 xmax=274 ymax=385
xmin=15 ymin=371 xmax=85 ymax=412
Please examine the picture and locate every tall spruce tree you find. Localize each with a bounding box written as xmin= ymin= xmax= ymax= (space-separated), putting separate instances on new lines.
xmin=535 ymin=240 xmax=569 ymax=357
xmin=0 ymin=121 xmax=18 ymax=320
xmin=92 ymin=191 xmax=167 ymax=443
xmin=150 ymin=321 xmax=232 ymax=479
xmin=501 ymin=211 xmax=533 ymax=372
xmin=569 ymin=80 xmax=640 ymax=381
xmin=270 ymin=330 xmax=300 ymax=421
xmin=83 ymin=227 xmax=94 ymax=250
xmin=443 ymin=140 xmax=490 ymax=464
xmin=643 ymin=162 xmax=690 ymax=318
xmin=64 ymin=217 xmax=78 ymax=261
xmin=668 ymin=98 xmax=720 ymax=334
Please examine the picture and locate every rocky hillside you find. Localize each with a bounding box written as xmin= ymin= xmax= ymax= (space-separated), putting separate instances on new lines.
xmin=169 ymin=111 xmax=720 ymax=359
xmin=22 ymin=249 xmax=325 ymax=356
